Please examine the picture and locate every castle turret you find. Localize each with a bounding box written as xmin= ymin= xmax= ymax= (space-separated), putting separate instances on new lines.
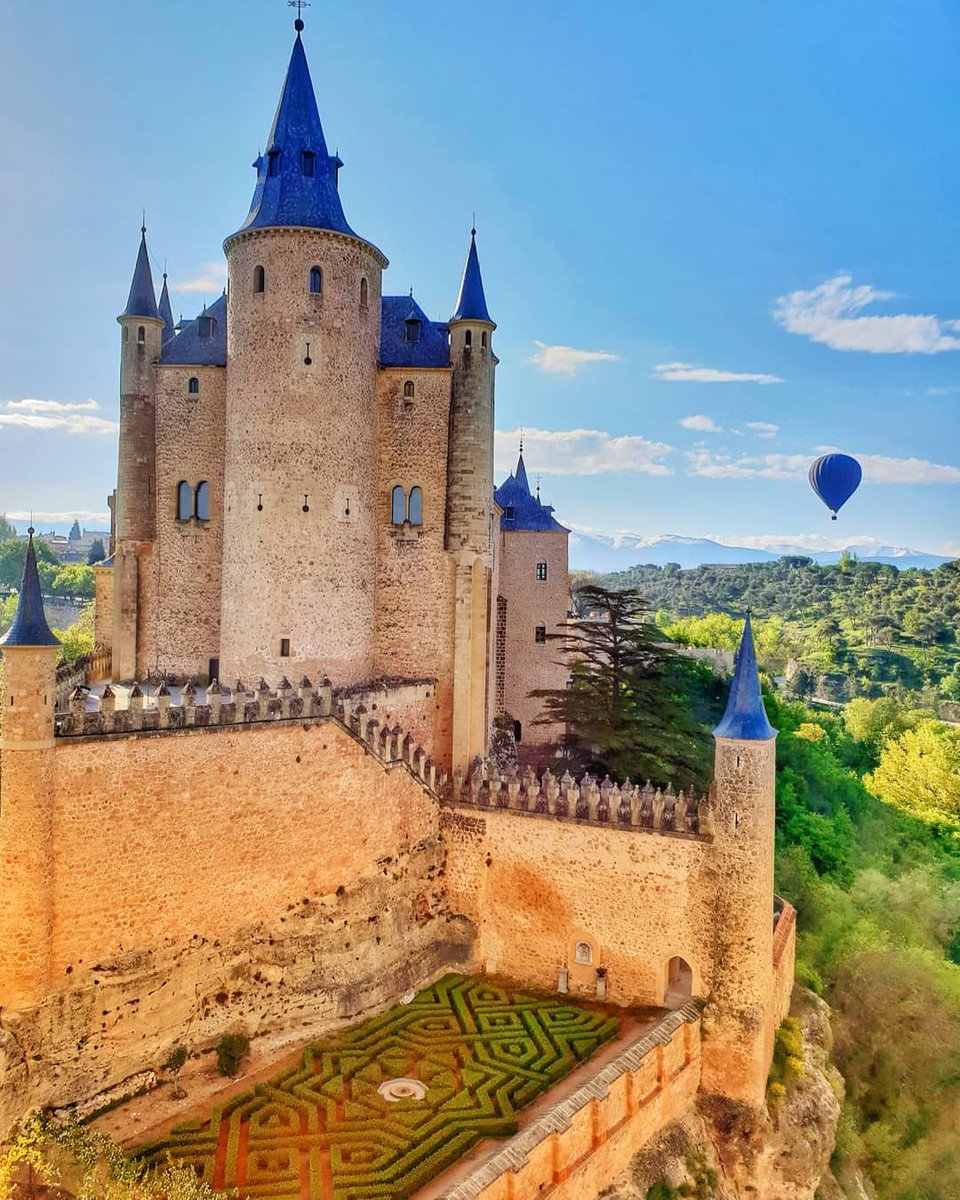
xmin=700 ymin=614 xmax=778 ymax=1105
xmin=113 ymin=226 xmax=162 ymax=680
xmin=446 ymin=229 xmax=497 ymax=769
xmin=0 ymin=532 xmax=59 ymax=1008
xmin=218 ymin=20 xmax=387 ymax=684
xmin=158 ymin=271 xmax=177 ymax=343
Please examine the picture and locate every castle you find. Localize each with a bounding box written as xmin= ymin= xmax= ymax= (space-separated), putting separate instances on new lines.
xmin=0 ymin=20 xmax=794 ymax=1197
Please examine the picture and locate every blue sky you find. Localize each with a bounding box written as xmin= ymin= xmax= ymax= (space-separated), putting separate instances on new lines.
xmin=1 ymin=0 xmax=958 ymax=558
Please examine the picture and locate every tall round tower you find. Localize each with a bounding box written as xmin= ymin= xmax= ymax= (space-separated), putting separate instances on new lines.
xmin=446 ymin=231 xmax=497 ymax=769
xmin=219 ymin=23 xmax=387 ymax=685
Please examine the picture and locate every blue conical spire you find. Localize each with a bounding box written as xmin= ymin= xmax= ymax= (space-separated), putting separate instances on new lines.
xmin=451 ymin=229 xmax=493 ymax=324
xmin=158 ymin=273 xmax=176 ymax=342
xmin=713 ymin=615 xmax=776 ymax=741
xmin=120 ymin=227 xmax=161 ymax=321
xmin=0 ymin=530 xmax=59 ymax=648
xmin=237 ymin=29 xmax=356 ymax=236
xmin=514 ymin=447 xmax=530 ymax=495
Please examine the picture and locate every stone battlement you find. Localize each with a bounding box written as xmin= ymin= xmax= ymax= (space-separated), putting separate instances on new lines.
xmin=54 ymin=647 xmax=112 ymax=709
xmin=447 ymin=766 xmax=714 ymax=839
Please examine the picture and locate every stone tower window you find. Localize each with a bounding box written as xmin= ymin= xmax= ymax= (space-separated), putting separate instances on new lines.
xmin=575 ymin=941 xmax=593 ymax=965
xmin=280 ymin=638 xmax=291 ymax=658
xmin=403 ymin=380 xmax=415 ymax=400
xmin=309 ymin=266 xmax=323 ymax=294
xmin=301 ymin=150 xmax=316 ymax=177
xmin=481 ymin=331 xmax=488 ymax=349
xmin=137 ymin=325 xmax=146 ymax=343
xmin=408 ymin=487 xmax=423 ymax=526
xmin=391 ymin=485 xmax=406 ymax=525
xmin=254 ymin=266 xmax=266 ymax=293
xmin=536 ymin=561 xmax=547 ymax=581
xmin=268 ymin=149 xmax=282 ymax=176
xmin=195 ymin=481 xmax=211 ymax=522
xmin=188 ymin=376 xmax=200 ymax=395
xmin=535 ymin=625 xmax=547 ymax=644
xmin=360 ymin=277 xmax=369 ymax=309
xmin=176 ymin=481 xmax=193 ymax=522
xmin=464 ymin=330 xmax=472 ymax=349
xmin=122 ymin=326 xmax=129 ymax=343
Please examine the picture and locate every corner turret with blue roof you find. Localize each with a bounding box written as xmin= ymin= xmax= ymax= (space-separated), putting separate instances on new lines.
xmin=713 ymin=614 xmax=777 ymax=741
xmin=451 ymin=229 xmax=494 ymax=325
xmin=494 ymin=448 xmax=568 ymax=532
xmin=161 ymin=293 xmax=227 ymax=366
xmin=158 ymin=273 xmax=176 ymax=343
xmin=0 ymin=530 xmax=59 ymax=648
xmin=234 ymin=27 xmax=357 ymax=238
xmin=120 ymin=227 xmax=161 ymax=322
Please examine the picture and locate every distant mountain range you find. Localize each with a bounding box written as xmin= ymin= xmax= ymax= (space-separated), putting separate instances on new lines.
xmin=569 ymin=532 xmax=953 ymax=573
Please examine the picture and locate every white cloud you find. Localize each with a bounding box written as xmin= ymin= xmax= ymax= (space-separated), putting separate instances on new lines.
xmin=173 ymin=262 xmax=227 ymax=294
xmin=926 ymin=386 xmax=960 ymax=396
xmin=526 ymin=341 xmax=619 ymax=376
xmin=0 ymin=398 xmax=117 ymax=436
xmin=4 ymin=510 xmax=110 ymax=525
xmin=686 ymin=447 xmax=960 ymax=484
xmin=680 ymin=415 xmax=724 ymax=433
xmin=773 ymin=275 xmax=960 ymax=353
xmin=652 ymin=361 xmax=784 ymax=384
xmin=745 ymin=421 xmax=779 ymax=438
xmin=495 ymin=427 xmax=673 ymax=476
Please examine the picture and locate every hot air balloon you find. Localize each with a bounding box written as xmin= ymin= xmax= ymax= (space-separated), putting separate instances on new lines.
xmin=808 ymin=453 xmax=862 ymax=520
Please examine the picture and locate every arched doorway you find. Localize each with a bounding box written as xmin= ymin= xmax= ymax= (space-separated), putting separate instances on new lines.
xmin=664 ymin=956 xmax=693 ymax=1008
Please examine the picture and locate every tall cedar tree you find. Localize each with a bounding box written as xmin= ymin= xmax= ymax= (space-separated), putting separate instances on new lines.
xmin=530 ymin=585 xmax=711 ymax=789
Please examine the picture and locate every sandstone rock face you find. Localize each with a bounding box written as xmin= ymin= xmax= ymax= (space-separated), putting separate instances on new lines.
xmin=599 ymin=989 xmax=843 ymax=1200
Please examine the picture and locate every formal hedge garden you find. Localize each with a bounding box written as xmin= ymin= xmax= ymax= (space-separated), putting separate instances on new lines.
xmin=140 ymin=973 xmax=619 ymax=1199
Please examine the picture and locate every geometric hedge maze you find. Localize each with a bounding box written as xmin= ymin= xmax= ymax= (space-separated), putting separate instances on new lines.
xmin=139 ymin=974 xmax=620 ymax=1200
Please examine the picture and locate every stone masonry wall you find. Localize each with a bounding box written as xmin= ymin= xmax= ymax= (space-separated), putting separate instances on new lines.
xmin=374 ymin=367 xmax=456 ymax=765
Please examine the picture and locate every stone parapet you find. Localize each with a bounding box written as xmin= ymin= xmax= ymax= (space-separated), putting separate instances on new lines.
xmin=54 ymin=648 xmax=112 ymax=710
xmin=447 ymin=767 xmax=714 ymax=839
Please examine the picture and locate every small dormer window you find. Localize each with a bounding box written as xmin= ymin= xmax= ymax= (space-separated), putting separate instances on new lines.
xmin=309 ymin=266 xmax=323 ymax=294
xmin=504 ymin=505 xmax=515 ymax=521
xmin=188 ymin=376 xmax=200 ymax=395
xmin=268 ymin=150 xmax=282 ymax=177
xmin=404 ymin=319 xmax=421 ymax=343
xmin=198 ymin=315 xmax=214 ymax=339
xmin=301 ymin=150 xmax=316 ymax=177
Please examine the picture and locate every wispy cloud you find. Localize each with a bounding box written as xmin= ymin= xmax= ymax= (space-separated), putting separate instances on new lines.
xmin=680 ymin=415 xmax=724 ymax=433
xmin=527 ymin=342 xmax=620 ymax=377
xmin=4 ymin=510 xmax=110 ymax=525
xmin=0 ymin=398 xmax=117 ymax=436
xmin=926 ymin=385 xmax=960 ymax=396
xmin=773 ymin=275 xmax=960 ymax=354
xmin=745 ymin=421 xmax=779 ymax=438
xmin=173 ymin=262 xmax=227 ymax=295
xmin=495 ymin=427 xmax=673 ymax=476
xmin=652 ymin=361 xmax=784 ymax=384
xmin=687 ymin=447 xmax=960 ymax=484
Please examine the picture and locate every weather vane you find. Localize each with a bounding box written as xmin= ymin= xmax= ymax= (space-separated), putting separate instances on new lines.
xmin=288 ymin=0 xmax=310 ymax=29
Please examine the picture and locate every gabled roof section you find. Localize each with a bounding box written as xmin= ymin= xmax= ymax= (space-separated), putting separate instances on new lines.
xmin=380 ymin=294 xmax=450 ymax=368
xmin=713 ymin=614 xmax=777 ymax=741
xmin=236 ymin=32 xmax=356 ymax=237
xmin=494 ymin=458 xmax=568 ymax=533
xmin=120 ymin=228 xmax=161 ymax=321
xmin=451 ymin=230 xmax=493 ymax=324
xmin=160 ymin=293 xmax=227 ymax=366
xmin=0 ymin=530 xmax=59 ymax=648
xmin=158 ymin=273 xmax=176 ymax=342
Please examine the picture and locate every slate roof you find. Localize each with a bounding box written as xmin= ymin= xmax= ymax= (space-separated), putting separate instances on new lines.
xmin=235 ymin=31 xmax=356 ymax=237
xmin=380 ymin=295 xmax=450 ymax=368
xmin=713 ymin=614 xmax=777 ymax=741
xmin=494 ymin=451 xmax=568 ymax=532
xmin=451 ymin=231 xmax=493 ymax=324
xmin=0 ymin=531 xmax=59 ymax=648
xmin=120 ymin=228 xmax=161 ymax=321
xmin=160 ymin=293 xmax=227 ymax=367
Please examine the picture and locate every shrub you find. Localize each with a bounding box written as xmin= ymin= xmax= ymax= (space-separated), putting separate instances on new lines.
xmin=164 ymin=1044 xmax=188 ymax=1073
xmin=216 ymin=1032 xmax=250 ymax=1077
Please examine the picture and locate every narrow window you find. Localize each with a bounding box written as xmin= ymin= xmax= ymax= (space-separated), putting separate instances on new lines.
xmin=137 ymin=325 xmax=146 ymax=343
xmin=176 ymin=481 xmax=193 ymax=522
xmin=198 ymin=315 xmax=214 ymax=339
xmin=195 ymin=481 xmax=211 ymax=522
xmin=536 ymin=561 xmax=547 ymax=581
xmin=301 ymin=150 xmax=316 ymax=177
xmin=504 ymin=505 xmax=515 ymax=522
xmin=122 ymin=326 xmax=129 ymax=343
xmin=481 ymin=331 xmax=488 ymax=349
xmin=535 ymin=624 xmax=546 ymax=644
xmin=268 ymin=150 xmax=281 ymax=176
xmin=280 ymin=638 xmax=291 ymax=658
xmin=188 ymin=376 xmax=200 ymax=395
xmin=309 ymin=266 xmax=322 ymax=294
xmin=360 ymin=277 xmax=369 ymax=308
xmin=403 ymin=380 xmax=415 ymax=400
xmin=513 ymin=720 xmax=522 ymax=742
xmin=404 ymin=318 xmax=421 ymax=343
xmin=391 ymin=485 xmax=406 ymax=525
xmin=254 ymin=266 xmax=265 ymax=293
xmin=408 ymin=486 xmax=423 ymax=526
xmin=464 ymin=330 xmax=472 ymax=349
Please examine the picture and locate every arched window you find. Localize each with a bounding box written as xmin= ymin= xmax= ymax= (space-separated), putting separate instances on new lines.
xmin=481 ymin=331 xmax=488 ymax=349
xmin=391 ymin=486 xmax=406 ymax=525
xmin=188 ymin=376 xmax=200 ymax=395
xmin=137 ymin=325 xmax=146 ymax=343
xmin=575 ymin=941 xmax=593 ymax=965
xmin=403 ymin=380 xmax=415 ymax=400
xmin=464 ymin=329 xmax=472 ymax=349
xmin=309 ymin=266 xmax=322 ymax=294
xmin=254 ymin=266 xmax=266 ymax=293
xmin=122 ymin=326 xmax=129 ymax=343
xmin=535 ymin=624 xmax=547 ymax=644
xmin=195 ymin=481 xmax=211 ymax=522
xmin=665 ymin=956 xmax=693 ymax=1007
xmin=267 ymin=149 xmax=282 ymax=176
xmin=301 ymin=150 xmax=316 ymax=177
xmin=176 ymin=481 xmax=193 ymax=522
xmin=359 ymin=277 xmax=369 ymax=308
xmin=408 ymin=486 xmax=423 ymax=526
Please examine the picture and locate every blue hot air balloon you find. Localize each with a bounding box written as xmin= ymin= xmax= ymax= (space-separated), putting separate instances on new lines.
xmin=809 ymin=453 xmax=862 ymax=520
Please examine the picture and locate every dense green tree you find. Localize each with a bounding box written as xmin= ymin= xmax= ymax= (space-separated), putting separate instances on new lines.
xmin=86 ymin=536 xmax=107 ymax=565
xmin=0 ymin=536 xmax=59 ymax=590
xmin=866 ymin=721 xmax=960 ymax=827
xmin=0 ymin=515 xmax=17 ymax=542
xmin=50 ymin=563 xmax=95 ymax=598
